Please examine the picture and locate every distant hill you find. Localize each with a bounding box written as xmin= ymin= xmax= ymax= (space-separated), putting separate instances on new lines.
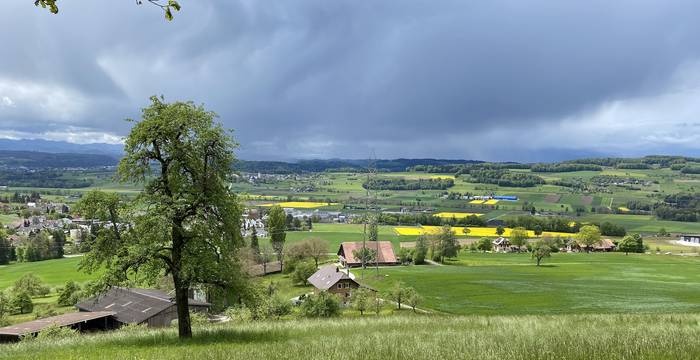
xmin=0 ymin=139 xmax=123 ymax=157
xmin=235 ymin=158 xmax=483 ymax=173
xmin=0 ymin=150 xmax=118 ymax=169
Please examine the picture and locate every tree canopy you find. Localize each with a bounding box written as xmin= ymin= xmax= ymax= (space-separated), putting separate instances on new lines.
xmin=76 ymin=96 xmax=245 ymax=339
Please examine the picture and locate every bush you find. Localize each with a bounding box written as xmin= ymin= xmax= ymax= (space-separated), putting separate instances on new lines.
xmin=224 ymin=305 xmax=254 ymax=322
xmin=292 ymin=262 xmax=318 ymax=285
xmin=14 ymin=273 xmax=48 ymax=297
xmin=57 ymin=281 xmax=82 ymax=307
xmin=267 ymin=296 xmax=293 ymax=318
xmin=34 ymin=305 xmax=58 ymax=319
xmin=34 ymin=323 xmax=77 ymax=341
xmin=300 ymin=291 xmax=340 ymax=317
xmin=10 ymin=291 xmax=33 ymax=314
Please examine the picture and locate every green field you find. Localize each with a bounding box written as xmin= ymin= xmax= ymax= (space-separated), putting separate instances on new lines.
xmin=1 ymin=314 xmax=699 ymax=359
xmin=360 ymin=252 xmax=700 ymax=315
xmin=0 ymin=257 xmax=96 ymax=290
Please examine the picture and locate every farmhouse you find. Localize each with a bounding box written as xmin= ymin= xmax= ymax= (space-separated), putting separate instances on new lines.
xmin=76 ymin=287 xmax=211 ymax=327
xmin=492 ymin=237 xmax=518 ymax=252
xmin=571 ymin=238 xmax=616 ymax=252
xmin=680 ymin=234 xmax=700 ymax=245
xmin=307 ymin=265 xmax=374 ymax=305
xmin=0 ymin=311 xmax=117 ymax=342
xmin=337 ymin=241 xmax=398 ymax=267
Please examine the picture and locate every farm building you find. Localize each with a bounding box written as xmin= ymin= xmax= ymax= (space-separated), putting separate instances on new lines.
xmin=307 ymin=265 xmax=374 ymax=305
xmin=493 ymin=237 xmax=520 ymax=252
xmin=337 ymin=241 xmax=398 ymax=267
xmin=0 ymin=311 xmax=118 ymax=342
xmin=680 ymin=234 xmax=700 ymax=244
xmin=76 ymin=287 xmax=211 ymax=327
xmin=571 ymin=238 xmax=616 ymax=252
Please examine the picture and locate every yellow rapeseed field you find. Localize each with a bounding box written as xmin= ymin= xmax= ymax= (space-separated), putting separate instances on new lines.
xmin=395 ymin=225 xmax=576 ymax=238
xmin=618 ymin=207 xmax=630 ymax=212
xmin=435 ymin=212 xmax=483 ymax=218
xmin=260 ymin=202 xmax=336 ymax=208
xmin=394 ymin=227 xmax=425 ymax=236
xmin=469 ymin=200 xmax=485 ymax=204
xmin=484 ymin=199 xmax=499 ymax=205
xmin=430 ymin=175 xmax=455 ymax=180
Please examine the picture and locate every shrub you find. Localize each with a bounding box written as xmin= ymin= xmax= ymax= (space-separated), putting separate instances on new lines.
xmin=10 ymin=291 xmax=33 ymax=314
xmin=300 ymin=291 xmax=340 ymax=317
xmin=224 ymin=305 xmax=254 ymax=322
xmin=35 ymin=323 xmax=77 ymax=341
xmin=57 ymin=281 xmax=82 ymax=307
xmin=267 ymin=296 xmax=292 ymax=318
xmin=292 ymin=262 xmax=317 ymax=285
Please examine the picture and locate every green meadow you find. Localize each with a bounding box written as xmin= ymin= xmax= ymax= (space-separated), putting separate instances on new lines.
xmin=360 ymin=252 xmax=700 ymax=315
xmin=1 ymin=314 xmax=699 ymax=359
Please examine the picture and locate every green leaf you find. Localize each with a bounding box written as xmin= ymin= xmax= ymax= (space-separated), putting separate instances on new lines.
xmin=165 ymin=7 xmax=173 ymax=21
xmin=169 ymin=0 xmax=181 ymax=11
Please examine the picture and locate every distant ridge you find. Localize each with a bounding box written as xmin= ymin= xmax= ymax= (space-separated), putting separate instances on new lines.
xmin=0 ymin=139 xmax=123 ymax=157
xmin=0 ymin=150 xmax=118 ymax=168
xmin=235 ymin=158 xmax=484 ymax=173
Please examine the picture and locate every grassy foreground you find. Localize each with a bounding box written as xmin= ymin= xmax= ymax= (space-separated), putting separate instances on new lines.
xmin=2 ymin=314 xmax=700 ymax=359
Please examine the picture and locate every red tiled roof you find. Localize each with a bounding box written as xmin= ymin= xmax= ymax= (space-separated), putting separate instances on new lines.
xmin=338 ymin=241 xmax=397 ymax=265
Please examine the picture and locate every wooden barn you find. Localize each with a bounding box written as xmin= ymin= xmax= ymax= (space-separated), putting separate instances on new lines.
xmin=0 ymin=311 xmax=118 ymax=342
xmin=76 ymin=287 xmax=211 ymax=327
xmin=337 ymin=241 xmax=398 ymax=267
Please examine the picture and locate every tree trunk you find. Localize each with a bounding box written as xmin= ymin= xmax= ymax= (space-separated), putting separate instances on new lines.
xmin=172 ymin=223 xmax=191 ymax=339
xmin=536 ymin=257 xmax=541 ymax=266
xmin=174 ymin=281 xmax=192 ymax=339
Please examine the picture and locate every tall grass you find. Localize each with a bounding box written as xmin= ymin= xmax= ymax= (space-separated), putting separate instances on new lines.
xmin=2 ymin=314 xmax=699 ymax=359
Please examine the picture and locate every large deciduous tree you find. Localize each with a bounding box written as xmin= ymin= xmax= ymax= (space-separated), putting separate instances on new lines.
xmin=77 ymin=96 xmax=244 ymax=339
xmin=576 ymin=225 xmax=601 ymax=253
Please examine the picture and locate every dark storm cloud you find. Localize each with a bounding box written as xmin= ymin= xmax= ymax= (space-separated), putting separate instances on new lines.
xmin=2 ymin=0 xmax=700 ymax=160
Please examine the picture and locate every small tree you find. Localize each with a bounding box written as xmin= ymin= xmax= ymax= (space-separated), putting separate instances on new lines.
xmin=436 ymin=225 xmax=460 ymax=263
xmin=301 ymin=291 xmax=340 ymax=317
xmin=292 ymin=262 xmax=317 ymax=286
xmin=267 ymin=205 xmax=287 ymax=269
xmin=57 ymin=281 xmax=82 ymax=307
xmin=531 ymin=240 xmax=552 ymax=266
xmin=387 ymin=281 xmax=408 ymax=310
xmin=510 ymin=227 xmax=529 ymax=251
xmin=618 ymin=235 xmax=637 ymax=255
xmin=414 ymin=235 xmax=428 ymax=265
xmin=462 ymin=227 xmax=471 ymax=236
xmin=496 ymin=226 xmax=505 ymax=236
xmin=10 ymin=291 xmax=33 ymax=314
xmin=657 ymin=227 xmax=669 ymax=237
xmin=249 ymin=227 xmax=260 ymax=258
xmin=306 ymin=238 xmax=328 ymax=268
xmin=372 ymin=294 xmax=384 ymax=315
xmin=367 ymin=214 xmax=379 ymax=242
xmin=577 ymin=225 xmax=601 ymax=253
xmin=404 ymin=287 xmax=422 ymax=313
xmin=259 ymin=244 xmax=273 ymax=275
xmin=352 ymin=287 xmax=372 ymax=315
xmin=14 ymin=273 xmax=47 ymax=297
xmin=476 ymin=237 xmax=492 ymax=253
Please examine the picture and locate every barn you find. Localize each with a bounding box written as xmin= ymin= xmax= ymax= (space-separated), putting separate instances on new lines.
xmin=337 ymin=241 xmax=398 ymax=267
xmin=76 ymin=287 xmax=211 ymax=327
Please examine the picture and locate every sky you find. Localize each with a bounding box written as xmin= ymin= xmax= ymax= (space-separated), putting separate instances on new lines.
xmin=3 ymin=1 xmax=700 ymax=162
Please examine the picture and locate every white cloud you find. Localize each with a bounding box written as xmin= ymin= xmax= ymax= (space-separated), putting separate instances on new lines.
xmin=0 ymin=128 xmax=123 ymax=145
xmin=0 ymin=77 xmax=88 ymax=121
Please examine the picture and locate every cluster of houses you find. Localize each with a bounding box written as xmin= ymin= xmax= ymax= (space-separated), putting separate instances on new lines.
xmin=491 ymin=236 xmax=616 ymax=252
